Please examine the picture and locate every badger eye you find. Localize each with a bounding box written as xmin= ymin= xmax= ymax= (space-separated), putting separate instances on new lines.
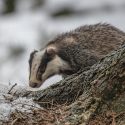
xmin=37 ymin=71 xmax=42 ymax=80
xmin=37 ymin=64 xmax=46 ymax=80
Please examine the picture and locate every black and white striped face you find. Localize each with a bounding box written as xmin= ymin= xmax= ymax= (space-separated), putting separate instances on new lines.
xmin=28 ymin=46 xmax=71 ymax=88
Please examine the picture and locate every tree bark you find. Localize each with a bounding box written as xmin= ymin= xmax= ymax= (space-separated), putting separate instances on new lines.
xmin=33 ymin=44 xmax=125 ymax=124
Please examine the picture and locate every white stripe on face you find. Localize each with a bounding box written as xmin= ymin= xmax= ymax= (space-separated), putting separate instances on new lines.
xmin=42 ymin=55 xmax=71 ymax=82
xmin=29 ymin=49 xmax=45 ymax=84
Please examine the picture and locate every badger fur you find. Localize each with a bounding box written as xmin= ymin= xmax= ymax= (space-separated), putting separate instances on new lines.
xmin=29 ymin=23 xmax=125 ymax=88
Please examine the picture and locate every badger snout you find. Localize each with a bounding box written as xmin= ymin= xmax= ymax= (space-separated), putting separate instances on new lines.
xmin=29 ymin=82 xmax=42 ymax=88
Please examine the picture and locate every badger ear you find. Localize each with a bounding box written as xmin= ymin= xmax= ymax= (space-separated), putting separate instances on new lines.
xmin=46 ymin=46 xmax=56 ymax=58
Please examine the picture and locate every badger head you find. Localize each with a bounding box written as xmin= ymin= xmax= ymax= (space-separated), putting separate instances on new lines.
xmin=28 ymin=46 xmax=72 ymax=88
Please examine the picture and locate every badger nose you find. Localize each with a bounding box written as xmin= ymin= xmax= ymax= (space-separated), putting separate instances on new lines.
xmin=29 ymin=82 xmax=39 ymax=88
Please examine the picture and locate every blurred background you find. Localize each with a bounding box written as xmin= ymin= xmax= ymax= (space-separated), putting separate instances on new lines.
xmin=0 ymin=0 xmax=125 ymax=88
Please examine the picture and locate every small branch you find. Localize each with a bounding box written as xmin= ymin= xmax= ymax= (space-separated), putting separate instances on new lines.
xmin=8 ymin=83 xmax=17 ymax=94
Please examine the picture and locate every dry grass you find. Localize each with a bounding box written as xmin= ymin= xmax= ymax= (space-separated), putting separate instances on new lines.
xmin=3 ymin=104 xmax=125 ymax=125
xmin=3 ymin=104 xmax=69 ymax=125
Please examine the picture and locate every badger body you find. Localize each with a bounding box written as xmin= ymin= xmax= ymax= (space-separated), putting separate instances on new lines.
xmin=29 ymin=23 xmax=125 ymax=88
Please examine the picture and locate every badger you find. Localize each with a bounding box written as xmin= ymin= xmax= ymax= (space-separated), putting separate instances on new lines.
xmin=29 ymin=23 xmax=125 ymax=88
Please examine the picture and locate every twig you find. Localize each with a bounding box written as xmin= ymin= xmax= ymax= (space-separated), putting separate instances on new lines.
xmin=8 ymin=83 xmax=17 ymax=94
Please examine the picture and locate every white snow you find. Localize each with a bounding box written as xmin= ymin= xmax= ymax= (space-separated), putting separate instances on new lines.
xmin=0 ymin=83 xmax=40 ymax=122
